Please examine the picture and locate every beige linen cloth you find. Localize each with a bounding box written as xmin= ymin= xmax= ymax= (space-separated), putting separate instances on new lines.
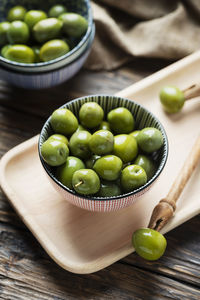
xmin=85 ymin=0 xmax=200 ymax=70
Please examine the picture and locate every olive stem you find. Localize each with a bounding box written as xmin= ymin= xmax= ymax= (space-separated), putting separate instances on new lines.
xmin=182 ymin=83 xmax=200 ymax=100
xmin=75 ymin=181 xmax=83 ymax=188
xmin=148 ymin=135 xmax=200 ymax=232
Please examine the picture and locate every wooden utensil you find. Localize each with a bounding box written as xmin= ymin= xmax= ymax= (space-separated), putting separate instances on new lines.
xmin=148 ymin=135 xmax=200 ymax=232
xmin=183 ymin=82 xmax=200 ymax=100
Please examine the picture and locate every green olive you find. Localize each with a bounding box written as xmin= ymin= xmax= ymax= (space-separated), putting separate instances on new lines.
xmin=59 ymin=13 xmax=88 ymax=38
xmin=98 ymin=181 xmax=122 ymax=197
xmin=7 ymin=21 xmax=29 ymax=44
xmin=134 ymin=154 xmax=156 ymax=181
xmin=79 ymin=102 xmax=104 ymax=129
xmin=132 ymin=228 xmax=167 ymax=261
xmin=93 ymin=155 xmax=123 ymax=181
xmin=7 ymin=6 xmax=27 ymax=22
xmin=121 ymin=164 xmax=147 ymax=192
xmin=137 ymin=127 xmax=164 ymax=153
xmin=48 ymin=134 xmax=68 ymax=145
xmin=85 ymin=154 xmax=101 ymax=169
xmin=41 ymin=139 xmax=69 ymax=166
xmin=24 ymin=10 xmax=47 ymax=30
xmin=113 ymin=134 xmax=138 ymax=163
xmin=98 ymin=121 xmax=111 ymax=131
xmin=1 ymin=44 xmax=12 ymax=57
xmin=4 ymin=44 xmax=35 ymax=63
xmin=107 ymin=107 xmax=135 ymax=134
xmin=89 ymin=130 xmax=114 ymax=155
xmin=56 ymin=156 xmax=85 ymax=189
xmin=33 ymin=18 xmax=63 ymax=43
xmin=50 ymin=108 xmax=78 ymax=136
xmin=32 ymin=45 xmax=41 ymax=62
xmin=40 ymin=39 xmax=70 ymax=62
xmin=129 ymin=130 xmax=140 ymax=140
xmin=159 ymin=86 xmax=185 ymax=113
xmin=49 ymin=5 xmax=67 ymax=18
xmin=0 ymin=22 xmax=10 ymax=46
xmin=72 ymin=169 xmax=100 ymax=195
xmin=76 ymin=124 xmax=86 ymax=132
xmin=69 ymin=130 xmax=92 ymax=159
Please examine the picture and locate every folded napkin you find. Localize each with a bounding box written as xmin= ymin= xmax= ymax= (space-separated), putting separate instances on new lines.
xmin=85 ymin=0 xmax=200 ymax=70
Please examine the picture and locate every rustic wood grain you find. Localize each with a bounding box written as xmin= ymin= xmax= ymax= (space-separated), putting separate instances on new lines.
xmin=0 ymin=60 xmax=200 ymax=299
xmin=0 ymin=219 xmax=199 ymax=300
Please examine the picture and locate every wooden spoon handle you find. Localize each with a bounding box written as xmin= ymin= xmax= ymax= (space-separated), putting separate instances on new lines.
xmin=148 ymin=135 xmax=200 ymax=231
xmin=183 ymin=83 xmax=200 ymax=100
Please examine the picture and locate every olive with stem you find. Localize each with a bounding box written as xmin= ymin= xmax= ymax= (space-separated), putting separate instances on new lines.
xmin=132 ymin=135 xmax=200 ymax=260
xmin=159 ymin=82 xmax=200 ymax=113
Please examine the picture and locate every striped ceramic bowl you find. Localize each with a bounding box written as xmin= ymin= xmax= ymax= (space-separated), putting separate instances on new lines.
xmin=38 ymin=95 xmax=169 ymax=212
xmin=0 ymin=0 xmax=93 ymax=89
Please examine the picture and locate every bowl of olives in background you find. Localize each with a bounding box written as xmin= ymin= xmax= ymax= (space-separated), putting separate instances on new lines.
xmin=0 ymin=0 xmax=94 ymax=89
xmin=38 ymin=95 xmax=168 ymax=212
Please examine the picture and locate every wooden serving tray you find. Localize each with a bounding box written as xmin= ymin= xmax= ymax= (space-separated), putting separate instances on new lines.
xmin=0 ymin=51 xmax=200 ymax=274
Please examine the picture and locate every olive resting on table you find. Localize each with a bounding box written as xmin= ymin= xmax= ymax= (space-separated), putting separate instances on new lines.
xmin=40 ymin=102 xmax=164 ymax=197
xmin=0 ymin=4 xmax=88 ymax=63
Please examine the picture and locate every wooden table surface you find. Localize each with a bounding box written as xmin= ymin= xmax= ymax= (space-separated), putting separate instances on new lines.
xmin=0 ymin=57 xmax=199 ymax=300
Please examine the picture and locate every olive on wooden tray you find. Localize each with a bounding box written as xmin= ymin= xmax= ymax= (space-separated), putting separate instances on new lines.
xmin=159 ymin=86 xmax=185 ymax=113
xmin=132 ymin=228 xmax=167 ymax=261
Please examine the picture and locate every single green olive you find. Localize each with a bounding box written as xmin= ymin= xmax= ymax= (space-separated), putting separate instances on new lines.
xmin=56 ymin=156 xmax=85 ymax=189
xmin=159 ymin=86 xmax=185 ymax=113
xmin=113 ymin=134 xmax=138 ymax=163
xmin=4 ymin=44 xmax=35 ymax=63
xmin=7 ymin=6 xmax=27 ymax=22
xmin=59 ymin=13 xmax=88 ymax=38
xmin=1 ymin=44 xmax=12 ymax=57
xmin=72 ymin=169 xmax=100 ymax=195
xmin=79 ymin=102 xmax=104 ymax=129
xmin=134 ymin=154 xmax=156 ymax=181
xmin=48 ymin=134 xmax=68 ymax=145
xmin=121 ymin=164 xmax=147 ymax=192
xmin=107 ymin=107 xmax=135 ymax=134
xmin=50 ymin=108 xmax=78 ymax=136
xmin=85 ymin=154 xmax=101 ymax=169
xmin=89 ymin=130 xmax=114 ymax=155
xmin=76 ymin=124 xmax=86 ymax=132
xmin=129 ymin=130 xmax=140 ymax=140
xmin=93 ymin=155 xmax=122 ymax=181
xmin=41 ymin=139 xmax=69 ymax=166
xmin=7 ymin=21 xmax=29 ymax=44
xmin=98 ymin=181 xmax=122 ymax=197
xmin=132 ymin=228 xmax=167 ymax=261
xmin=24 ymin=10 xmax=47 ymax=30
xmin=33 ymin=18 xmax=63 ymax=43
xmin=69 ymin=130 xmax=92 ymax=159
xmin=40 ymin=39 xmax=70 ymax=62
xmin=98 ymin=121 xmax=111 ymax=131
xmin=32 ymin=45 xmax=40 ymax=62
xmin=137 ymin=127 xmax=164 ymax=153
xmin=49 ymin=5 xmax=67 ymax=18
xmin=0 ymin=22 xmax=10 ymax=46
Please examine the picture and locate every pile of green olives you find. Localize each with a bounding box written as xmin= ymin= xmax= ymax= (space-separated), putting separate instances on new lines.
xmin=41 ymin=102 xmax=164 ymax=197
xmin=0 ymin=4 xmax=88 ymax=63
